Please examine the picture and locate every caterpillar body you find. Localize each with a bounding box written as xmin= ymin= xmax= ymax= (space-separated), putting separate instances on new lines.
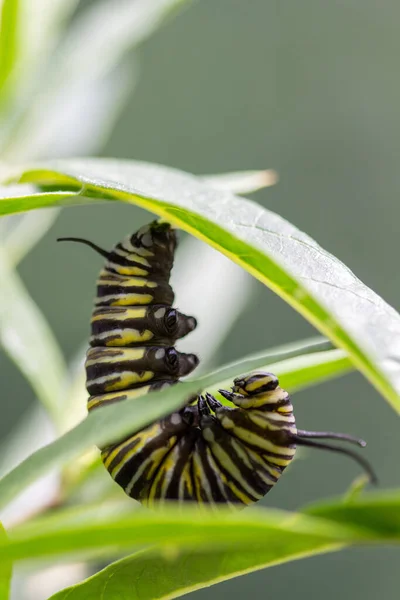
xmin=59 ymin=221 xmax=376 ymax=509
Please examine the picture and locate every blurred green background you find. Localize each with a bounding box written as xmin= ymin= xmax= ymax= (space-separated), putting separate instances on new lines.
xmin=1 ymin=0 xmax=399 ymax=598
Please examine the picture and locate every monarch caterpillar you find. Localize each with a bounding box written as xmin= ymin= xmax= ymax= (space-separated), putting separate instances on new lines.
xmin=59 ymin=221 xmax=376 ymax=508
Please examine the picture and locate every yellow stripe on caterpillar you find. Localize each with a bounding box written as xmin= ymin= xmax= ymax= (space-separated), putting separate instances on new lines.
xmin=95 ymin=293 xmax=154 ymax=306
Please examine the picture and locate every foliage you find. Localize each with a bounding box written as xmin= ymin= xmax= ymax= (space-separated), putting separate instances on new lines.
xmin=0 ymin=1 xmax=399 ymax=600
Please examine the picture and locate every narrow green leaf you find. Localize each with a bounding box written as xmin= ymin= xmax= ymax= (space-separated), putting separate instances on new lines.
xmin=3 ymin=490 xmax=400 ymax=563
xmin=211 ymin=346 xmax=351 ymax=397
xmin=0 ymin=0 xmax=20 ymax=99
xmin=0 ymin=492 xmax=397 ymax=595
xmin=1 ymin=504 xmax=359 ymax=563
xmin=0 ymin=186 xmax=81 ymax=214
xmin=45 ymin=492 xmax=400 ymax=600
xmin=2 ymin=492 xmax=398 ymax=596
xmin=0 ymin=523 xmax=11 ymax=600
xmin=0 ymin=249 xmax=66 ymax=425
xmin=205 ymin=336 xmax=335 ymax=382
xmin=1 ymin=159 xmax=399 ymax=411
xmin=342 ymin=475 xmax=370 ymax=503
xmin=304 ymin=490 xmax=400 ymax=538
xmin=47 ymin=543 xmax=338 ymax=600
xmin=0 ymin=340 xmax=348 ymax=511
xmin=270 ymin=349 xmax=352 ymax=392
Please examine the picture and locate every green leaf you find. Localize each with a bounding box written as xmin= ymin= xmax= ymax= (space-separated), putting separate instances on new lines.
xmin=47 ymin=544 xmax=338 ymax=600
xmin=0 ymin=248 xmax=67 ymax=425
xmin=0 ymin=492 xmax=397 ymax=597
xmin=269 ymin=349 xmax=352 ymax=392
xmin=0 ymin=523 xmax=12 ymax=600
xmin=0 ymin=503 xmax=360 ymax=563
xmin=0 ymin=0 xmax=20 ymax=102
xmin=2 ymin=490 xmax=399 ymax=567
xmin=41 ymin=491 xmax=400 ymax=600
xmin=211 ymin=346 xmax=351 ymax=398
xmin=0 ymin=522 xmax=11 ymax=600
xmin=0 ymin=184 xmax=81 ymax=214
xmin=0 ymin=339 xmax=348 ymax=511
xmin=342 ymin=475 xmax=370 ymax=503
xmin=1 ymin=159 xmax=399 ymax=411
xmin=304 ymin=490 xmax=400 ymax=537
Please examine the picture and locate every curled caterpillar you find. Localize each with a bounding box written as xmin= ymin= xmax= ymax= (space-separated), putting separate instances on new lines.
xmin=59 ymin=221 xmax=377 ymax=508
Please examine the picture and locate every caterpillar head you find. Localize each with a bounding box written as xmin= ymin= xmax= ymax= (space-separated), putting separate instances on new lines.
xmin=232 ymin=372 xmax=279 ymax=396
xmin=219 ymin=371 xmax=285 ymax=409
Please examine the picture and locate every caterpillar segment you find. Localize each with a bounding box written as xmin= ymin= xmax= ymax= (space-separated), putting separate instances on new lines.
xmin=59 ymin=220 xmax=377 ymax=510
xmin=85 ymin=345 xmax=198 ymax=395
xmin=90 ymin=305 xmax=196 ymax=347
